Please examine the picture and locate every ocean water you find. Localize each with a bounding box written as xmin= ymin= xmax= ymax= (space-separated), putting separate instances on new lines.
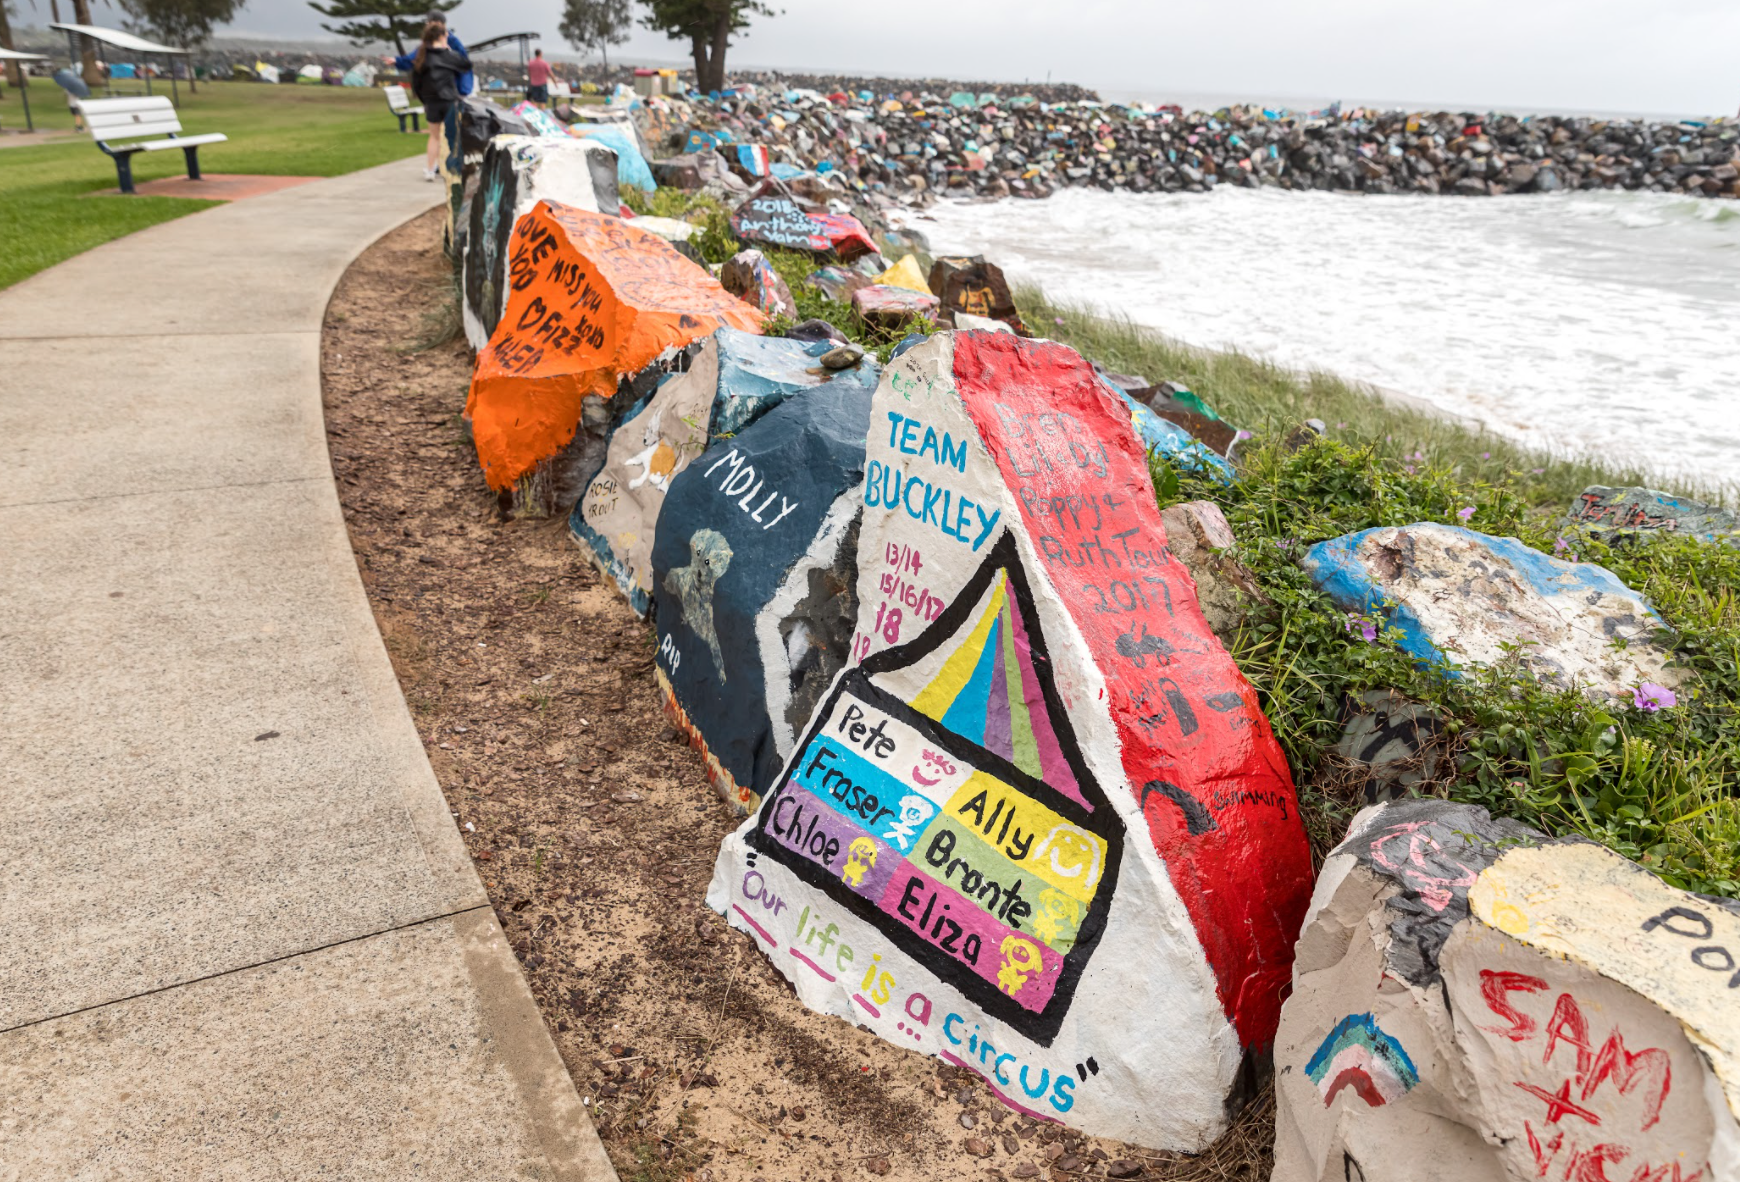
xmin=900 ymin=188 xmax=1740 ymax=488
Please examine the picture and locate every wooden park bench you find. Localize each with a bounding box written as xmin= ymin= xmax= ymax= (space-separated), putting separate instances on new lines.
xmin=385 ymin=83 xmax=424 ymax=132
xmin=78 ymin=96 xmax=227 ymax=196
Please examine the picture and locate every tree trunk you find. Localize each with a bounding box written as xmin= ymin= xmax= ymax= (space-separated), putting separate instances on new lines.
xmin=707 ymin=6 xmax=731 ymax=92
xmin=71 ymin=0 xmax=102 ymax=87
xmin=689 ymin=32 xmax=709 ymax=94
xmin=0 ymin=1 xmax=22 ymax=90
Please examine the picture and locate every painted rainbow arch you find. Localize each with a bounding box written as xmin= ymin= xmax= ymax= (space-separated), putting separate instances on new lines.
xmin=1304 ymin=1013 xmax=1420 ymax=1107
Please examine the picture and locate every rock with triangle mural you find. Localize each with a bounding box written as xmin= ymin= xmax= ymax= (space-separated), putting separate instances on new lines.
xmin=706 ymin=330 xmax=1317 ymax=1151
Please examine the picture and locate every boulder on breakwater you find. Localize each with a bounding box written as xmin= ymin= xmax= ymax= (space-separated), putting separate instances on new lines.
xmin=574 ymin=327 xmax=881 ymax=616
xmin=461 ymin=136 xmax=620 ymax=351
xmin=1273 ymin=799 xmax=1740 ymax=1182
xmin=707 ymin=331 xmax=1315 ymax=1151
xmin=651 ymin=381 xmax=875 ymax=812
xmin=1299 ymin=523 xmax=1679 ymax=700
xmin=466 ymin=200 xmax=763 ymax=502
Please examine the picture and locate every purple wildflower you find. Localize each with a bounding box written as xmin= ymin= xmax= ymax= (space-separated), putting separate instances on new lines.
xmin=1480 ymin=451 xmax=1491 ymax=460
xmin=1633 ymin=683 xmax=1677 ymax=712
xmin=1457 ymin=506 xmax=1476 ymax=522
xmin=1054 ymin=317 xmax=1065 ymax=325
xmin=1344 ymin=613 xmax=1379 ymax=642
xmin=1553 ymin=535 xmax=1569 ymax=553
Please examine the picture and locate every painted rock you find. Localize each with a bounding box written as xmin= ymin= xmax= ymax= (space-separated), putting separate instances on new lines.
xmin=851 ymin=284 xmax=941 ymax=331
xmin=731 ymin=178 xmax=879 ymax=259
xmin=575 ymin=327 xmax=881 ymax=615
xmin=651 ymin=381 xmax=875 ymax=812
xmin=1112 ymin=384 xmax=1235 ymax=480
xmin=1564 ymin=486 xmax=1739 ymax=545
xmin=1273 ymin=799 xmax=1740 ymax=1182
xmin=467 ymin=200 xmax=764 ymax=495
xmin=720 ymin=249 xmax=797 ymax=318
xmin=1135 ymin=386 xmax=1242 ymax=457
xmin=1299 ymin=524 xmax=1680 ymax=699
xmin=1330 ymin=689 xmax=1443 ymax=804
xmin=928 ymin=255 xmax=1027 ymax=335
xmin=808 ymin=265 xmax=873 ymax=303
xmin=707 ymin=332 xmax=1315 ymax=1151
xmin=461 ymin=136 xmax=620 ymax=350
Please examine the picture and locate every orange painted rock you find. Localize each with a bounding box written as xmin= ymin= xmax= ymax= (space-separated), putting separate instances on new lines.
xmin=466 ymin=200 xmax=765 ymax=493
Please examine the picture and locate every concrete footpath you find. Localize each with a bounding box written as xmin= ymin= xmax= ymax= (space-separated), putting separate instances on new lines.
xmin=0 ymin=159 xmax=618 ymax=1180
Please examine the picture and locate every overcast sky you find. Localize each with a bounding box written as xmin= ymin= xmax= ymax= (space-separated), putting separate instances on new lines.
xmin=205 ymin=0 xmax=1740 ymax=117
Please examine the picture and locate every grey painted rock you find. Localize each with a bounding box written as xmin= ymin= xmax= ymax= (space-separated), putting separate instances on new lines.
xmin=460 ymin=135 xmax=619 ymax=350
xmin=1331 ymin=689 xmax=1443 ymax=804
xmin=1273 ymin=799 xmax=1740 ymax=1182
xmin=574 ymin=327 xmax=881 ymax=615
xmin=852 ymin=283 xmax=940 ymax=330
xmin=1564 ymin=486 xmax=1739 ymax=545
xmin=707 ymin=332 xmax=1316 ymax=1151
xmin=651 ymin=381 xmax=876 ymax=812
xmin=1299 ymin=523 xmax=1680 ymax=700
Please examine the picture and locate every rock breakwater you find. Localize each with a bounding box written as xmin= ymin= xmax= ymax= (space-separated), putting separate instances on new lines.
xmin=656 ymin=87 xmax=1740 ymax=202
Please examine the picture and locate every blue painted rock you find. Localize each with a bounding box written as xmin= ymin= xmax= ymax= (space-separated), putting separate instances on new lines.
xmin=651 ymin=381 xmax=876 ymax=811
xmin=461 ymin=136 xmax=620 ymax=350
xmin=1274 ymin=800 xmax=1740 ymax=1182
xmin=708 ymin=332 xmax=1315 ymax=1151
xmin=575 ymin=327 xmax=881 ymax=615
xmin=1299 ymin=523 xmax=1680 ymax=699
xmin=1564 ymin=486 xmax=1739 ymax=545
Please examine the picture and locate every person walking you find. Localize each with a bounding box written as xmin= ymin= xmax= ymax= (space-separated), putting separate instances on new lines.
xmin=410 ymin=19 xmax=470 ymax=181
xmin=526 ymin=47 xmax=551 ymax=108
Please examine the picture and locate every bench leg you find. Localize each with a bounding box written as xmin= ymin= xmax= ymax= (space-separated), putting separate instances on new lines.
xmin=395 ymin=113 xmax=407 ymax=132
xmin=412 ymin=112 xmax=422 ymax=133
xmin=183 ymin=146 xmax=203 ymax=181
xmin=114 ymin=153 xmax=135 ymax=195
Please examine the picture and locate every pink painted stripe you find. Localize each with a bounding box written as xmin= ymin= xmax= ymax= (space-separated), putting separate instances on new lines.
xmin=940 ymin=1050 xmax=1058 ymax=1124
xmin=731 ymin=904 xmax=776 ymax=946
xmin=789 ymin=946 xmax=837 ymax=982
xmin=851 ymin=993 xmax=881 ymax=1018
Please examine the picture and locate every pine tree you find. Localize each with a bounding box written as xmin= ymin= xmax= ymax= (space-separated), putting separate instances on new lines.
xmin=638 ymin=0 xmax=775 ymax=94
xmin=307 ymin=0 xmax=459 ymax=56
xmin=558 ymin=0 xmax=630 ymax=74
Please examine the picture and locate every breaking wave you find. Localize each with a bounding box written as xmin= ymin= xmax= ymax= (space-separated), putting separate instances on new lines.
xmin=904 ymin=187 xmax=1740 ymax=487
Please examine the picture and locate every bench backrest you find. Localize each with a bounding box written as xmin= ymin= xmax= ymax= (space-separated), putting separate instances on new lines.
xmin=385 ymin=83 xmax=415 ymax=111
xmin=79 ymin=96 xmax=184 ymax=144
xmin=549 ymin=81 xmax=572 ymax=98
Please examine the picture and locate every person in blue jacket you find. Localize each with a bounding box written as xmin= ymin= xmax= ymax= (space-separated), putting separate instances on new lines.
xmin=408 ymin=19 xmax=471 ymax=179
xmin=394 ymin=14 xmax=472 ymax=96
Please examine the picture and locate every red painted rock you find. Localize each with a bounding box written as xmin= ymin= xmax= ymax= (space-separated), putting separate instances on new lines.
xmin=708 ymin=331 xmax=1314 ymax=1150
xmin=851 ymin=284 xmax=940 ymax=331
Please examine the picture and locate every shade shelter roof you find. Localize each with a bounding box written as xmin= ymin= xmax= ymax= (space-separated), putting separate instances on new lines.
xmin=47 ymin=23 xmax=188 ymax=54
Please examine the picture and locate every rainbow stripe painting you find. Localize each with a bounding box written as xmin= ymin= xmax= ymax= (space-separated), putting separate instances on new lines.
xmin=907 ymin=571 xmax=1087 ymax=810
xmin=1304 ymin=1013 xmax=1419 ymax=1108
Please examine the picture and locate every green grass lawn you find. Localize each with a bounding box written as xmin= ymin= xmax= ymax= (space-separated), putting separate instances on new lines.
xmin=0 ymin=80 xmax=426 ymax=289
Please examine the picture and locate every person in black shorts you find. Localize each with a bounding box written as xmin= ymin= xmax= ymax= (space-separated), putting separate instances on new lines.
xmin=526 ymin=47 xmax=551 ymax=107
xmin=411 ymin=19 xmax=471 ymax=180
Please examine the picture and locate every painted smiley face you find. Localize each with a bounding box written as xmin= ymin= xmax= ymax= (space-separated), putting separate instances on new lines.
xmin=911 ymin=747 xmax=956 ymax=787
xmin=1033 ymin=825 xmax=1104 ymax=892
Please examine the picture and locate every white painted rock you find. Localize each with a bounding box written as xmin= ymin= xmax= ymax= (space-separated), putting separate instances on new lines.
xmin=708 ymin=331 xmax=1316 ymax=1150
xmin=460 ymin=135 xmax=620 ymax=350
xmin=1273 ymin=800 xmax=1740 ymax=1182
xmin=573 ymin=327 xmax=881 ymax=615
xmin=1299 ymin=523 xmax=1680 ymax=699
